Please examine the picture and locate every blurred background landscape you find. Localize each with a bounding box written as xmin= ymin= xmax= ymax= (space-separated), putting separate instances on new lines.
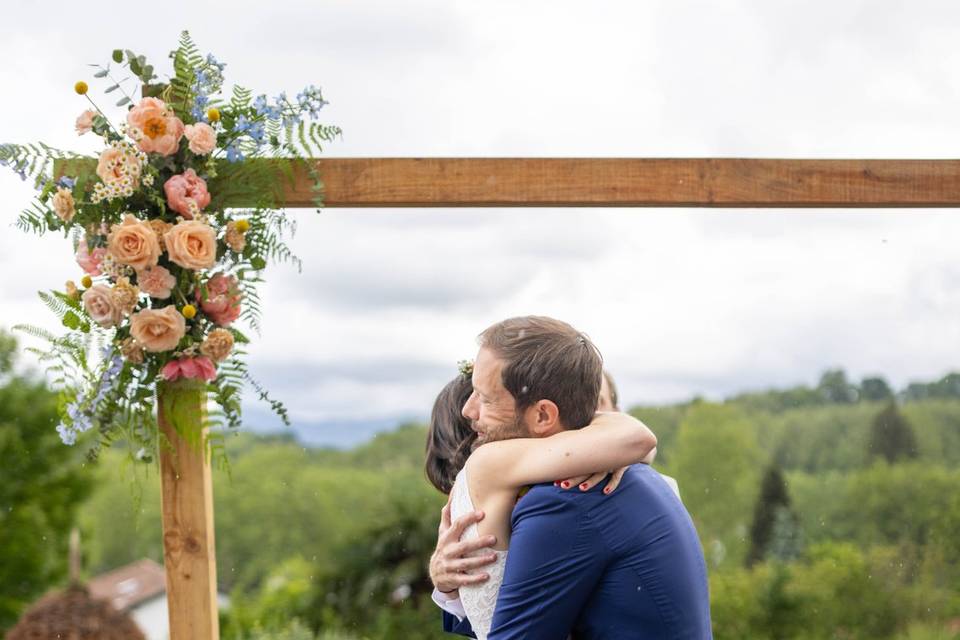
xmin=3 ymin=327 xmax=959 ymax=639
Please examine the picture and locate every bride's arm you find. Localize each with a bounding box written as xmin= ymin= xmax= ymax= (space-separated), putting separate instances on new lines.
xmin=468 ymin=412 xmax=656 ymax=492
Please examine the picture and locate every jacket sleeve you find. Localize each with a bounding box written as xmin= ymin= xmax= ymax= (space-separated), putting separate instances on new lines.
xmin=443 ymin=610 xmax=477 ymax=637
xmin=487 ymin=488 xmax=608 ymax=640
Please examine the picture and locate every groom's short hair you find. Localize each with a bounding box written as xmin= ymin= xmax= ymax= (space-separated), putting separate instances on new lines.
xmin=479 ymin=316 xmax=603 ymax=430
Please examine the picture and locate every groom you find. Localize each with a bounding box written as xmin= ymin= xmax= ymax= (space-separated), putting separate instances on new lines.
xmin=430 ymin=316 xmax=712 ymax=639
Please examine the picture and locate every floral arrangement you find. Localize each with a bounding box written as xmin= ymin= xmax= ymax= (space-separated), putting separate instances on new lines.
xmin=1 ymin=32 xmax=341 ymax=464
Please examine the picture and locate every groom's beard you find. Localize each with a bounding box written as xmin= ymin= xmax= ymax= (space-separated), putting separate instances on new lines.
xmin=473 ymin=412 xmax=529 ymax=447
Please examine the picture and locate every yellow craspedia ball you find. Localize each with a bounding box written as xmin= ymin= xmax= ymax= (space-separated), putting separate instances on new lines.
xmin=181 ymin=304 xmax=197 ymax=319
xmin=207 ymin=107 xmax=221 ymax=122
xmin=80 ymin=275 xmax=93 ymax=288
xmin=74 ymin=81 xmax=88 ymax=95
xmin=235 ymin=219 xmax=250 ymax=233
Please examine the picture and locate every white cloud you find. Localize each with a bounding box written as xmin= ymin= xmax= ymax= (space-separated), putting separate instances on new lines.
xmin=3 ymin=0 xmax=960 ymax=439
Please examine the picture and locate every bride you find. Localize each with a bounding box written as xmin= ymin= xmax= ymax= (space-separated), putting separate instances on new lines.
xmin=424 ymin=370 xmax=658 ymax=639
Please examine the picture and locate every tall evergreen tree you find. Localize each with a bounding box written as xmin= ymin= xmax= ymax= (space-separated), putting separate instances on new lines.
xmin=868 ymin=402 xmax=918 ymax=463
xmin=746 ymin=464 xmax=798 ymax=567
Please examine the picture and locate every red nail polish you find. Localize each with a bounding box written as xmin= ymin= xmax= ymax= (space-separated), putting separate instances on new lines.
xmin=579 ymin=483 xmax=589 ymax=491
xmin=553 ymin=481 xmax=559 ymax=487
xmin=561 ymin=481 xmax=570 ymax=489
xmin=603 ymin=486 xmax=611 ymax=494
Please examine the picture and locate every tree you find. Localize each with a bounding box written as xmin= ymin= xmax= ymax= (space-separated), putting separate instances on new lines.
xmin=669 ymin=403 xmax=764 ymax=567
xmin=746 ymin=464 xmax=800 ymax=567
xmin=0 ymin=329 xmax=93 ymax=633
xmin=817 ymin=368 xmax=858 ymax=404
xmin=859 ymin=377 xmax=893 ymax=402
xmin=868 ymin=402 xmax=918 ymax=463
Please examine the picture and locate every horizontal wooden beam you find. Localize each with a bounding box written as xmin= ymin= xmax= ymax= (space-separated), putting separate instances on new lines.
xmin=55 ymin=158 xmax=960 ymax=208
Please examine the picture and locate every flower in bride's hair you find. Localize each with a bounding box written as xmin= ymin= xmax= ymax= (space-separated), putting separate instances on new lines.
xmin=457 ymin=359 xmax=474 ymax=377
xmin=130 ymin=305 xmax=186 ymax=353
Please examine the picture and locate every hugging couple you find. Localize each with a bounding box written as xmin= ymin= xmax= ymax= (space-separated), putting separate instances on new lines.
xmin=424 ymin=316 xmax=712 ymax=639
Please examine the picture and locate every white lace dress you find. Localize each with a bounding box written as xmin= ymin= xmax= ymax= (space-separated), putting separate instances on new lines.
xmin=449 ymin=465 xmax=508 ymax=640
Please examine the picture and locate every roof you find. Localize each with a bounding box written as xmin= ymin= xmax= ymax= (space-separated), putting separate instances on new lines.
xmin=5 ymin=582 xmax=146 ymax=640
xmin=88 ymin=558 xmax=167 ymax=612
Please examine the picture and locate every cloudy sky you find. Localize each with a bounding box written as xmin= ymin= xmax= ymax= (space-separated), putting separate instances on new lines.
xmin=2 ymin=0 xmax=960 ymax=445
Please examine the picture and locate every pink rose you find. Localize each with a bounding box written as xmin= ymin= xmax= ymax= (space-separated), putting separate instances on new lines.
xmin=161 ymin=356 xmax=217 ymax=382
xmin=81 ymin=284 xmax=122 ymax=328
xmin=126 ymin=97 xmax=184 ymax=156
xmin=164 ymin=169 xmax=211 ymax=219
xmin=184 ymin=123 xmax=217 ymax=155
xmin=195 ymin=273 xmax=242 ymax=326
xmin=76 ymin=109 xmax=96 ymax=135
xmin=137 ymin=265 xmax=177 ymax=299
xmin=76 ymin=239 xmax=107 ymax=276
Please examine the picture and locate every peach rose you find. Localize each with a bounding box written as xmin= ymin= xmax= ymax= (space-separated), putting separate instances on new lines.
xmin=195 ymin=273 xmax=242 ymax=326
xmin=184 ymin=123 xmax=217 ymax=155
xmin=52 ymin=187 xmax=75 ymax=223
xmin=164 ymin=220 xmax=217 ymax=270
xmin=130 ymin=305 xmax=186 ymax=353
xmin=96 ymin=146 xmax=142 ymax=186
xmin=137 ymin=265 xmax=176 ymax=299
xmin=107 ymin=214 xmax=162 ymax=271
xmin=76 ymin=239 xmax=107 ymax=276
xmin=161 ymin=356 xmax=217 ymax=382
xmin=81 ymin=284 xmax=122 ymax=328
xmin=200 ymin=328 xmax=234 ymax=362
xmin=163 ymin=169 xmax=211 ymax=219
xmin=126 ymin=97 xmax=184 ymax=156
xmin=76 ymin=109 xmax=96 ymax=135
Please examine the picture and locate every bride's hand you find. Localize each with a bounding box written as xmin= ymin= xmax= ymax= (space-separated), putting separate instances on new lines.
xmin=556 ymin=466 xmax=629 ymax=495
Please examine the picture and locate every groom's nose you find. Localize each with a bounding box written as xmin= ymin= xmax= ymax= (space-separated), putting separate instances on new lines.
xmin=462 ymin=391 xmax=479 ymax=421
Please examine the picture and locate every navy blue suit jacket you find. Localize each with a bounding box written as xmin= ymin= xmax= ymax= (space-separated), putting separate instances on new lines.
xmin=444 ymin=464 xmax=712 ymax=639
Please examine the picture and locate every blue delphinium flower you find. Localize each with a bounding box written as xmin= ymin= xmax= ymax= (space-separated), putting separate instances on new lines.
xmin=226 ymin=145 xmax=245 ymax=163
xmin=57 ymin=176 xmax=76 ymax=189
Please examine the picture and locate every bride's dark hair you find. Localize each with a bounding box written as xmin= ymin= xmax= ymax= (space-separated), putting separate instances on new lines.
xmin=425 ymin=374 xmax=477 ymax=494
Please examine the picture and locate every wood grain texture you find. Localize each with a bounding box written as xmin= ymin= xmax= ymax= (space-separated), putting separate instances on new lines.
xmin=157 ymin=381 xmax=220 ymax=640
xmin=54 ymin=157 xmax=960 ymax=208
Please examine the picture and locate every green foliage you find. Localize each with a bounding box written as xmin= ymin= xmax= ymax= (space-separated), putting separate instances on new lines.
xmin=0 ymin=329 xmax=93 ymax=634
xmin=868 ymin=402 xmax=918 ymax=463
xmin=747 ymin=464 xmax=800 ymax=567
xmin=668 ymin=402 xmax=764 ymax=567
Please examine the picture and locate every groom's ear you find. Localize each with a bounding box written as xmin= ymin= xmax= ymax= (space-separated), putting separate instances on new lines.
xmin=526 ymin=399 xmax=562 ymax=437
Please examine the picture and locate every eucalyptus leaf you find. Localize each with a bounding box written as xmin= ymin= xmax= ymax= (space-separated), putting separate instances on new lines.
xmin=93 ymin=69 xmax=109 ymax=79
xmin=116 ymin=96 xmax=131 ymax=107
xmin=61 ymin=311 xmax=80 ymax=330
xmin=112 ymin=49 xmax=123 ymax=63
xmin=104 ymin=84 xmax=120 ymax=94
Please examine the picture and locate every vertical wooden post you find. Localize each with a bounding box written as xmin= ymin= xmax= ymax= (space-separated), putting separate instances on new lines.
xmin=157 ymin=379 xmax=220 ymax=640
